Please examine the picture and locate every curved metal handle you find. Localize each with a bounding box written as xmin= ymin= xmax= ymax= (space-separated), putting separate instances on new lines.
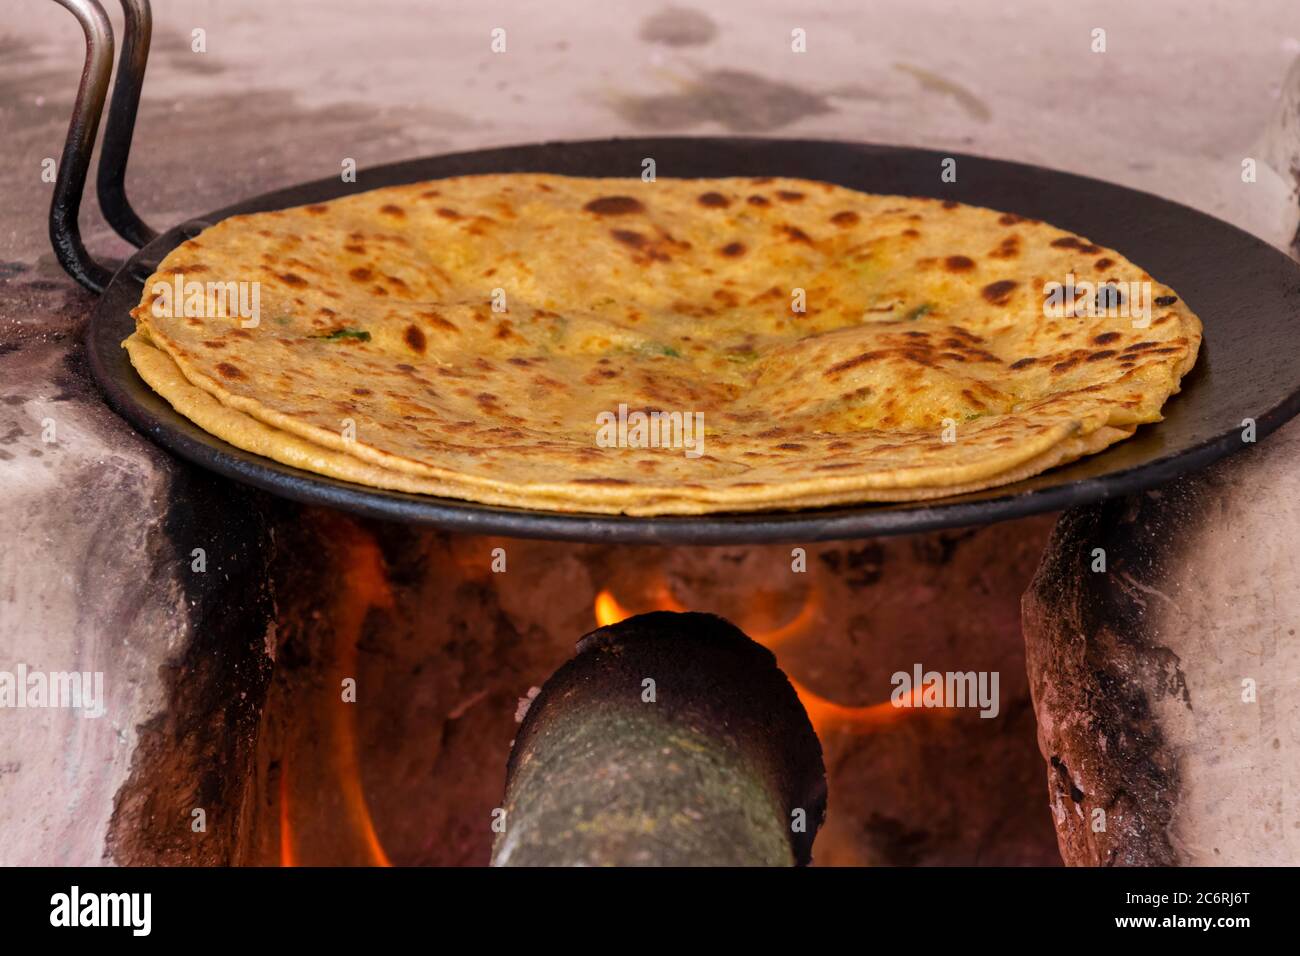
xmin=97 ymin=0 xmax=158 ymax=249
xmin=49 ymin=0 xmax=115 ymax=292
xmin=49 ymin=0 xmax=157 ymax=294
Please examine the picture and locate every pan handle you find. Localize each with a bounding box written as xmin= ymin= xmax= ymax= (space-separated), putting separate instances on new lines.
xmin=49 ymin=0 xmax=158 ymax=294
xmin=97 ymin=0 xmax=158 ymax=250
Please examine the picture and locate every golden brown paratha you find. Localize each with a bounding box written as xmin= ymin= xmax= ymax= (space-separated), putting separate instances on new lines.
xmin=127 ymin=174 xmax=1200 ymax=515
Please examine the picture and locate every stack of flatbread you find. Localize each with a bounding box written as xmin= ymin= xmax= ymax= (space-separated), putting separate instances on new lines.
xmin=125 ymin=174 xmax=1200 ymax=515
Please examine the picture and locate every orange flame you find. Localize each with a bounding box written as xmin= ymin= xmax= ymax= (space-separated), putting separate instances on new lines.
xmin=746 ymin=591 xmax=821 ymax=650
xmin=278 ymin=515 xmax=394 ymax=868
xmin=278 ymin=757 xmax=297 ymax=868
xmin=594 ymin=583 xmax=686 ymax=626
xmin=790 ymin=677 xmax=954 ymax=733
xmin=329 ymin=523 xmax=394 ymax=868
xmin=594 ymin=584 xmax=815 ymax=647
xmin=592 ymin=579 xmax=954 ymax=736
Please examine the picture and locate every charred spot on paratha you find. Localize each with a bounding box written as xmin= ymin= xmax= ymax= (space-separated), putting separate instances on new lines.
xmin=981 ymin=280 xmax=1018 ymax=305
xmin=420 ymin=311 xmax=458 ymax=333
xmin=944 ymin=255 xmax=976 ymax=272
xmin=697 ymin=192 xmax=730 ymax=208
xmin=824 ymin=350 xmax=887 ymax=378
xmin=216 ymin=362 xmax=244 ymax=379
xmin=990 ymin=236 xmax=1020 ymax=259
xmin=1095 ymin=283 xmax=1126 ymax=309
xmin=830 ymin=211 xmax=860 ymax=227
xmin=611 ymin=229 xmax=647 ymax=249
xmin=720 ymin=242 xmax=746 ymax=257
xmin=1050 ymin=236 xmax=1102 ymax=254
xmin=404 ymin=325 xmax=427 ymax=354
xmin=583 ymin=196 xmax=644 ymax=215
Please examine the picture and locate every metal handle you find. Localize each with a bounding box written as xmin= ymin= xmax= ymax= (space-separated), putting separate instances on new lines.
xmin=97 ymin=0 xmax=158 ymax=250
xmin=50 ymin=0 xmax=157 ymax=294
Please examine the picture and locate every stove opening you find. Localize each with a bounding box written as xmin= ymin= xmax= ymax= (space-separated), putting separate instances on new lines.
xmin=198 ymin=512 xmax=1059 ymax=866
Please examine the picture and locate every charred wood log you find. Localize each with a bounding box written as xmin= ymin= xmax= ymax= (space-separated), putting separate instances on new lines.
xmin=491 ymin=611 xmax=826 ymax=867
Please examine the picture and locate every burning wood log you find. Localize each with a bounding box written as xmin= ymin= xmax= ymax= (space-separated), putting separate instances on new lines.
xmin=491 ymin=611 xmax=826 ymax=866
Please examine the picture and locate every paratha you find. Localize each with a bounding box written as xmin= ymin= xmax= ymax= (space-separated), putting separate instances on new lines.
xmin=126 ymin=174 xmax=1201 ymax=515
